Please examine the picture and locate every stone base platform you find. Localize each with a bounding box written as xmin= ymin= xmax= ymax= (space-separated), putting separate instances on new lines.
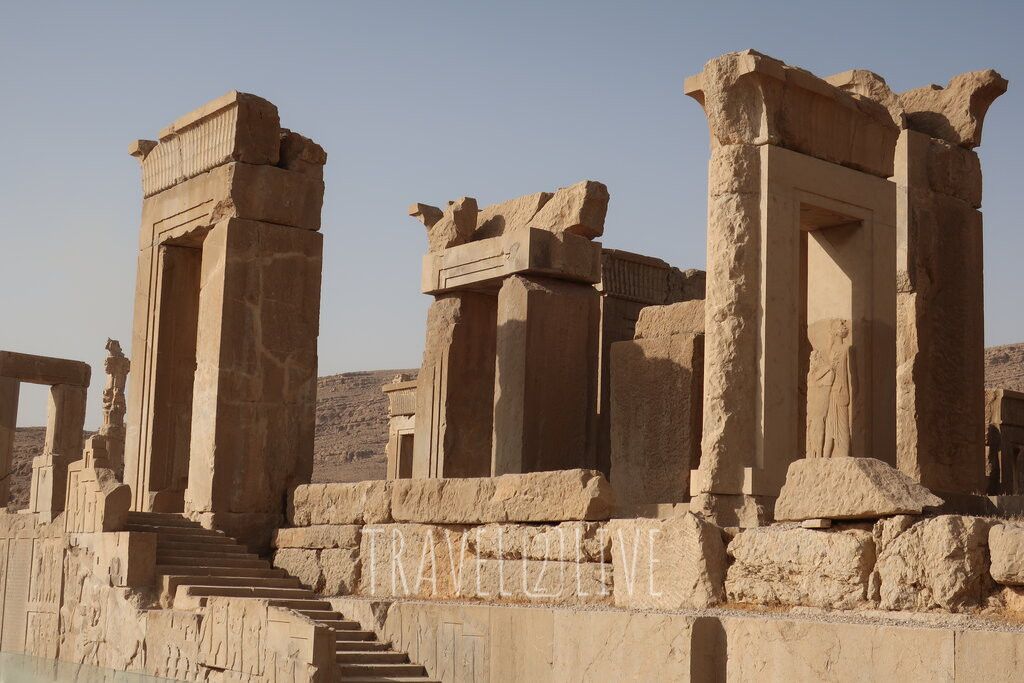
xmin=330 ymin=595 xmax=1024 ymax=682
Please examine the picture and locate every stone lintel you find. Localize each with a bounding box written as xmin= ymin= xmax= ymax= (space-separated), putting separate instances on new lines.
xmin=421 ymin=226 xmax=601 ymax=295
xmin=0 ymin=350 xmax=91 ymax=387
xmin=685 ymin=49 xmax=899 ymax=178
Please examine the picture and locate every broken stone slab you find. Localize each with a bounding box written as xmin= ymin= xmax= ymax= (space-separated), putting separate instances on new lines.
xmin=774 ymin=457 xmax=943 ymax=521
xmin=415 ymin=197 xmax=477 ymax=252
xmin=726 ymin=524 xmax=875 ymax=610
xmin=289 ymin=481 xmax=393 ymax=526
xmin=273 ymin=524 xmax=361 ymax=550
xmin=608 ymin=514 xmax=726 ymax=609
xmin=475 ymin=191 xmax=553 ymax=240
xmin=989 ymin=524 xmax=1024 ymax=586
xmin=633 ymin=300 xmax=705 ymax=339
xmin=899 ymin=70 xmax=1008 ymax=148
xmin=391 ymin=469 xmax=614 ymax=524
xmin=527 ymin=180 xmax=609 ymax=239
xmin=874 ymin=514 xmax=993 ymax=611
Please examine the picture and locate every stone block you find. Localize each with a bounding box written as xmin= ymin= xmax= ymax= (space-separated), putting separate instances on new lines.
xmin=273 ymin=524 xmax=361 ymax=550
xmin=633 ymin=300 xmax=705 ymax=339
xmin=0 ymin=351 xmax=91 ymax=387
xmin=289 ymin=481 xmax=393 ymax=526
xmin=322 ymin=547 xmax=360 ymax=595
xmin=391 ymin=470 xmax=613 ymax=524
xmin=988 ymin=524 xmax=1024 ymax=585
xmin=527 ymin=180 xmax=609 ymax=239
xmin=274 ymin=548 xmax=323 ymax=593
xmin=774 ymin=457 xmax=943 ymax=521
xmin=875 ymin=514 xmax=993 ymax=611
xmin=492 ymin=275 xmax=600 ymax=474
xmin=609 ymin=333 xmax=703 ymax=507
xmin=608 ymin=514 xmax=726 ymax=609
xmin=358 ymin=523 xmax=469 ymax=599
xmin=726 ymin=525 xmax=875 ymax=609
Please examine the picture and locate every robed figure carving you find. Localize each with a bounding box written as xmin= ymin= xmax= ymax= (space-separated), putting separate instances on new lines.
xmin=806 ymin=319 xmax=854 ymax=458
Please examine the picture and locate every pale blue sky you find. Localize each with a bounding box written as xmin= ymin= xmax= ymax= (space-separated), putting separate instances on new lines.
xmin=1 ymin=1 xmax=1021 ymax=425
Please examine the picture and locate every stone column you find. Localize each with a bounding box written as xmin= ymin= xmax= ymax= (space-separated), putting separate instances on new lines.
xmin=889 ymin=71 xmax=1007 ymax=496
xmin=492 ymin=275 xmax=600 ymax=474
xmin=183 ymin=217 xmax=323 ymax=544
xmin=412 ymin=293 xmax=497 ymax=478
xmin=30 ymin=383 xmax=88 ymax=521
xmin=0 ymin=378 xmax=18 ymax=507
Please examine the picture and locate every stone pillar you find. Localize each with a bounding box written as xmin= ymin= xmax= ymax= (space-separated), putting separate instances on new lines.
xmin=30 ymin=383 xmax=88 ymax=521
xmin=889 ymin=71 xmax=1007 ymax=496
xmin=610 ymin=301 xmax=704 ymax=508
xmin=412 ymin=293 xmax=497 ymax=478
xmin=183 ymin=217 xmax=323 ymax=540
xmin=0 ymin=378 xmax=18 ymax=507
xmin=492 ymin=275 xmax=600 ymax=474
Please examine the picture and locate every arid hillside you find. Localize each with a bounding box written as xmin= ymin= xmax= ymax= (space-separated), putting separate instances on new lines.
xmin=9 ymin=343 xmax=1024 ymax=510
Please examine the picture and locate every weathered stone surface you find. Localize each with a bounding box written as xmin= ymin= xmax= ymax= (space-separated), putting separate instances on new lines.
xmin=391 ymin=470 xmax=613 ymax=524
xmin=459 ymin=558 xmax=612 ymax=605
xmin=322 ymin=547 xmax=361 ymax=595
xmin=358 ymin=523 xmax=469 ymax=599
xmin=274 ymin=548 xmax=323 ymax=593
xmin=899 ymin=69 xmax=1008 ymax=148
xmin=273 ymin=524 xmax=360 ymax=550
xmin=989 ymin=524 xmax=1024 ymax=585
xmin=467 ymin=521 xmax=610 ymax=563
xmin=608 ymin=514 xmax=726 ymax=609
xmin=775 ymin=457 xmax=943 ymax=521
xmin=527 ymin=180 xmax=609 ymax=239
xmin=875 ymin=514 xmax=993 ymax=611
xmin=633 ymin=300 xmax=705 ymax=339
xmin=726 ymin=525 xmax=875 ymax=609
xmin=424 ymin=196 xmax=477 ymax=252
xmin=609 ymin=332 xmax=703 ymax=506
xmin=278 ymin=129 xmax=327 ymax=180
xmin=290 ymin=481 xmax=392 ymax=526
xmin=475 ymin=191 xmax=553 ymax=240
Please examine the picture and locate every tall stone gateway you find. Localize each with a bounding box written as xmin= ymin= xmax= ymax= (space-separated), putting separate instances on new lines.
xmin=685 ymin=51 xmax=1005 ymax=525
xmin=123 ymin=92 xmax=326 ymax=548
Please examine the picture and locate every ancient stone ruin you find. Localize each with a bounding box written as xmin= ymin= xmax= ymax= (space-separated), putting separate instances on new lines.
xmin=0 ymin=51 xmax=1022 ymax=681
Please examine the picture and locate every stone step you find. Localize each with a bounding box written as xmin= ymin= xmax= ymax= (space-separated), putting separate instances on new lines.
xmin=148 ymin=532 xmax=235 ymax=545
xmin=155 ymin=565 xmax=287 ymax=579
xmin=265 ymin=598 xmax=334 ymax=611
xmin=334 ymin=641 xmax=391 ymax=652
xmin=178 ymin=585 xmax=315 ymax=600
xmin=157 ymin=540 xmax=249 ymax=553
xmin=161 ymin=574 xmax=302 ymax=600
xmin=336 ymin=663 xmax=428 ymax=678
xmin=126 ymin=513 xmax=201 ymax=528
xmin=337 ymin=679 xmax=438 ymax=683
xmin=157 ymin=557 xmax=270 ymax=570
xmin=335 ymin=651 xmax=409 ymax=664
xmin=156 ymin=548 xmax=260 ymax=560
xmin=125 ymin=523 xmax=227 ymax=537
xmin=331 ymin=630 xmax=379 ymax=642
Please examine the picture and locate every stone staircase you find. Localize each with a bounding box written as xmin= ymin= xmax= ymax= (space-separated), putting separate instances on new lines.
xmin=126 ymin=511 xmax=437 ymax=682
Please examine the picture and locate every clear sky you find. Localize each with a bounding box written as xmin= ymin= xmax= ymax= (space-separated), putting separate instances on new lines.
xmin=1 ymin=1 xmax=1021 ymax=426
